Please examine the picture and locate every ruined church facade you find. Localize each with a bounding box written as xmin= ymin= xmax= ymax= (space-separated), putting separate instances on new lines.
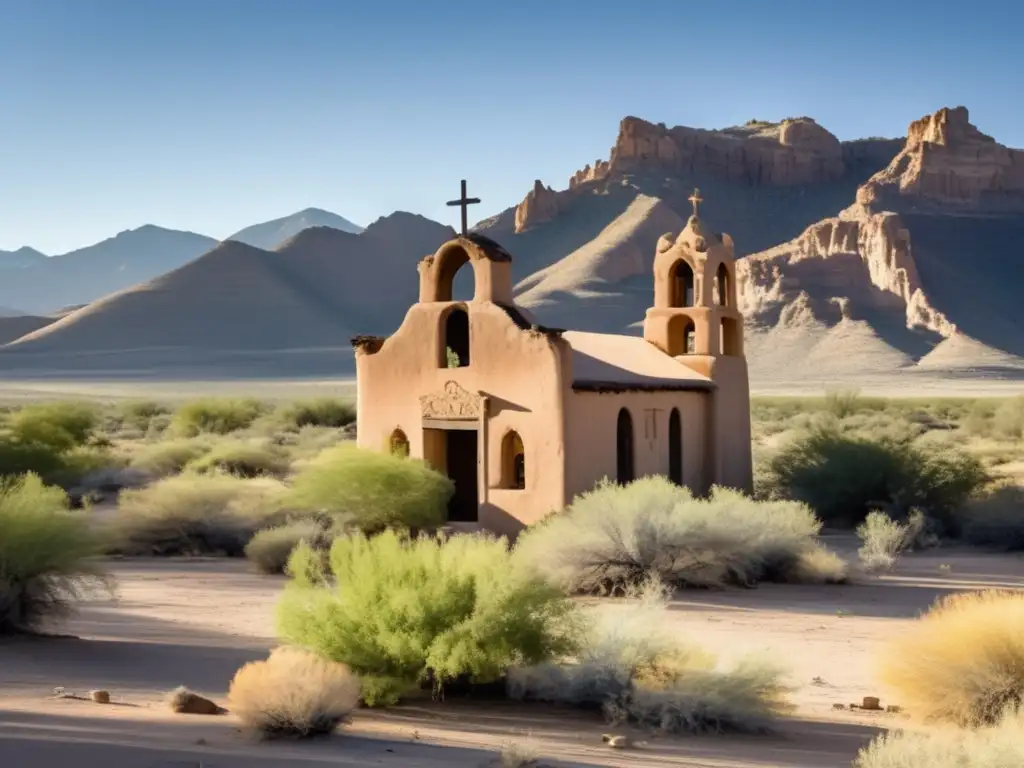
xmin=351 ymin=196 xmax=752 ymax=535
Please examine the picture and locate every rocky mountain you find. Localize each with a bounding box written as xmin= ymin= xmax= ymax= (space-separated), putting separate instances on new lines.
xmin=0 ymin=246 xmax=47 ymax=270
xmin=0 ymin=226 xmax=218 ymax=315
xmin=0 ymin=214 xmax=454 ymax=374
xmin=227 ymin=208 xmax=364 ymax=250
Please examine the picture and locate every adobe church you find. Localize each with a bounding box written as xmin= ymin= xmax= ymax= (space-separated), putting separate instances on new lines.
xmin=351 ymin=188 xmax=752 ymax=535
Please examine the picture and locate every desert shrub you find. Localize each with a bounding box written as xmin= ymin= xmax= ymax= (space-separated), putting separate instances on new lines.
xmin=111 ymin=474 xmax=287 ymax=556
xmin=170 ymin=398 xmax=268 ymax=437
xmin=957 ymin=484 xmax=1024 ymax=551
xmin=0 ymin=437 xmax=67 ymax=480
xmin=764 ymin=425 xmax=987 ymax=528
xmin=119 ymin=400 xmax=171 ymax=432
xmin=276 ymin=530 xmax=580 ymax=706
xmin=6 ymin=402 xmax=98 ymax=452
xmin=854 ymin=706 xmax=1024 ymax=768
xmin=130 ymin=438 xmax=212 ymax=478
xmin=856 ymin=510 xmax=924 ymax=572
xmin=289 ymin=443 xmax=452 ymax=532
xmin=228 ymin=646 xmax=360 ymax=739
xmin=880 ymin=590 xmax=1024 ymax=727
xmin=187 ymin=439 xmax=290 ymax=479
xmin=246 ymin=519 xmax=334 ymax=575
xmin=823 ymin=388 xmax=863 ymax=419
xmin=278 ymin=398 xmax=356 ymax=430
xmin=507 ymin=580 xmax=793 ymax=734
xmin=515 ymin=477 xmax=846 ymax=594
xmin=0 ymin=474 xmax=106 ymax=634
xmin=993 ymin=396 xmax=1024 ymax=440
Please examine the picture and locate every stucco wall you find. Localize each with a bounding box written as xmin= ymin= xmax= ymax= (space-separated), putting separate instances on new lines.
xmin=564 ymin=389 xmax=710 ymax=502
xmin=354 ymin=300 xmax=568 ymax=536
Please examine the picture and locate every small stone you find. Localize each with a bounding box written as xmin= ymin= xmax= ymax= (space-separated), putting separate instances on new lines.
xmin=89 ymin=690 xmax=111 ymax=704
xmin=166 ymin=686 xmax=225 ymax=716
xmin=861 ymin=696 xmax=882 ymax=711
xmin=886 ymin=705 xmax=903 ymax=714
xmin=832 ymin=703 xmax=847 ymax=710
xmin=606 ymin=735 xmax=633 ymax=749
xmin=195 ymin=738 xmax=206 ymax=746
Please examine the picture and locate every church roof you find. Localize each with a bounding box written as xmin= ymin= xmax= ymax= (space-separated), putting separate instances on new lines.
xmin=564 ymin=331 xmax=715 ymax=392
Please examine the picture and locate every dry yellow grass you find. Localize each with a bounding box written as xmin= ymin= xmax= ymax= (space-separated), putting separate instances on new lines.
xmin=227 ymin=646 xmax=360 ymax=739
xmin=880 ymin=590 xmax=1024 ymax=726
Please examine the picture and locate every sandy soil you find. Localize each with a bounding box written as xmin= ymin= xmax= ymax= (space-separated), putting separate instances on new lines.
xmin=2 ymin=545 xmax=1021 ymax=767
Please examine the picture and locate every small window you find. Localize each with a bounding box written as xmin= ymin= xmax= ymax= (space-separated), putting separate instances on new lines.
xmin=721 ymin=317 xmax=742 ymax=356
xmin=501 ymin=430 xmax=525 ymax=490
xmin=616 ymin=408 xmax=635 ymax=485
xmin=441 ymin=306 xmax=470 ymax=368
xmin=716 ymin=263 xmax=730 ymax=307
xmin=389 ymin=428 xmax=409 ymax=457
xmin=668 ymin=408 xmax=683 ymax=485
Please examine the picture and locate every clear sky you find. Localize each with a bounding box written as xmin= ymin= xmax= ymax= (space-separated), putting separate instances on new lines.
xmin=1 ymin=0 xmax=1020 ymax=254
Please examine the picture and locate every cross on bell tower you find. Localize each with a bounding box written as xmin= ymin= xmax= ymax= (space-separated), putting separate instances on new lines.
xmin=447 ymin=179 xmax=481 ymax=236
xmin=689 ymin=188 xmax=703 ymax=218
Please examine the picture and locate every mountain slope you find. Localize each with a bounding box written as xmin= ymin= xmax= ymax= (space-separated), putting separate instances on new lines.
xmin=0 ymin=213 xmax=455 ymax=372
xmin=0 ymin=226 xmax=217 ymax=315
xmin=228 ymin=208 xmax=363 ymax=250
xmin=0 ymin=247 xmax=47 ymax=270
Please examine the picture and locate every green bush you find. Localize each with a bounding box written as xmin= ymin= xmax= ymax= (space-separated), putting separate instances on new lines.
xmin=763 ymin=425 xmax=987 ymax=528
xmin=0 ymin=438 xmax=67 ymax=480
xmin=289 ymin=444 xmax=452 ymax=532
xmin=957 ymin=484 xmax=1024 ymax=551
xmin=276 ymin=530 xmax=580 ymax=706
xmin=187 ymin=440 xmax=290 ymax=479
xmin=508 ymin=580 xmax=793 ymax=734
xmin=856 ymin=510 xmax=924 ymax=573
xmin=130 ymin=438 xmax=212 ymax=478
xmin=0 ymin=474 xmax=106 ymax=634
xmin=119 ymin=400 xmax=171 ymax=432
xmin=515 ymin=477 xmax=847 ymax=594
xmin=854 ymin=706 xmax=1024 ymax=768
xmin=170 ymin=398 xmax=268 ymax=437
xmin=246 ymin=519 xmax=333 ymax=575
xmin=6 ymin=402 xmax=98 ymax=452
xmin=279 ymin=399 xmax=356 ymax=430
xmin=111 ymin=474 xmax=287 ymax=556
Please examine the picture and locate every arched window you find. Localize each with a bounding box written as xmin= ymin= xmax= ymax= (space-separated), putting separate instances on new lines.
xmin=441 ymin=306 xmax=470 ymax=368
xmin=389 ymin=428 xmax=409 ymax=457
xmin=501 ymin=430 xmax=526 ymax=490
xmin=668 ymin=408 xmax=682 ymax=485
xmin=435 ymin=246 xmax=474 ymax=302
xmin=667 ymin=315 xmax=697 ymax=356
xmin=670 ymin=260 xmax=695 ymax=308
xmin=616 ymin=408 xmax=635 ymax=485
xmin=716 ymin=262 xmax=730 ymax=307
xmin=721 ymin=317 xmax=742 ymax=356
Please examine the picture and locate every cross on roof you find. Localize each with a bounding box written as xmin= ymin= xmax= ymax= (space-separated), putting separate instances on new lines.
xmin=447 ymin=179 xmax=481 ymax=236
xmin=689 ymin=188 xmax=703 ymax=218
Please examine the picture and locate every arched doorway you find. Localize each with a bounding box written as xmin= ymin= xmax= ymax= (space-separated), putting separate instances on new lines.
xmin=441 ymin=306 xmax=470 ymax=367
xmin=435 ymin=245 xmax=474 ymax=302
xmin=670 ymin=260 xmax=695 ymax=307
xmin=616 ymin=408 xmax=634 ymax=485
xmin=668 ymin=408 xmax=682 ymax=485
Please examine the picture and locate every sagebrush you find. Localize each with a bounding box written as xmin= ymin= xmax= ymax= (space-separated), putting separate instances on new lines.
xmin=515 ymin=477 xmax=847 ymax=594
xmin=880 ymin=590 xmax=1024 ymax=726
xmin=276 ymin=530 xmax=580 ymax=706
xmin=956 ymin=484 xmax=1024 ymax=551
xmin=856 ymin=510 xmax=925 ymax=572
xmin=170 ymin=398 xmax=268 ymax=437
xmin=130 ymin=438 xmax=212 ymax=478
xmin=854 ymin=705 xmax=1024 ymax=768
xmin=289 ymin=443 xmax=452 ymax=532
xmin=278 ymin=399 xmax=356 ymax=430
xmin=0 ymin=474 xmax=107 ymax=634
xmin=228 ymin=646 xmax=360 ymax=739
xmin=507 ymin=579 xmax=793 ymax=734
xmin=112 ymin=474 xmax=287 ymax=556
xmin=245 ymin=519 xmax=334 ymax=575
xmin=187 ymin=439 xmax=290 ymax=479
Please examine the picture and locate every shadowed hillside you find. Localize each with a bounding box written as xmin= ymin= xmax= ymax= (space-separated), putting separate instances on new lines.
xmin=227 ymin=208 xmax=364 ymax=250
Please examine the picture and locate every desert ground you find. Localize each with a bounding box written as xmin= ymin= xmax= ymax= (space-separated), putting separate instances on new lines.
xmin=0 ymin=542 xmax=1019 ymax=768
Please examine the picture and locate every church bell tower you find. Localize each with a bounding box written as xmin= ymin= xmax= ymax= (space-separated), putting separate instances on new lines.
xmin=643 ymin=190 xmax=752 ymax=492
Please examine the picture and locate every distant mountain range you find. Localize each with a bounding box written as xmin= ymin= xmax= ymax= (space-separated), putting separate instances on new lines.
xmin=1 ymin=106 xmax=1021 ymax=389
xmin=0 ymin=209 xmax=365 ymax=315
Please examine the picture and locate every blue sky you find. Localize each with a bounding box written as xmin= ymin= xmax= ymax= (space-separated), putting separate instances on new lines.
xmin=1 ymin=0 xmax=1020 ymax=254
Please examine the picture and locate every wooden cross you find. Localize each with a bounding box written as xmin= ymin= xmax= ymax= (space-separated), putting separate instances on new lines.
xmin=447 ymin=179 xmax=481 ymax=236
xmin=689 ymin=188 xmax=703 ymax=218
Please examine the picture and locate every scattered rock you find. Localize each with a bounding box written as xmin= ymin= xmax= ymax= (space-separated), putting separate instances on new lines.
xmin=861 ymin=696 xmax=883 ymax=711
xmin=832 ymin=703 xmax=847 ymax=710
xmin=811 ymin=676 xmax=828 ymax=686
xmin=602 ymin=734 xmax=633 ymax=749
xmin=886 ymin=705 xmax=903 ymax=714
xmin=167 ymin=686 xmax=226 ymax=716
xmin=89 ymin=690 xmax=110 ymax=704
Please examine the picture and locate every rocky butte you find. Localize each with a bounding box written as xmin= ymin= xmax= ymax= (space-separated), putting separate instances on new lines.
xmin=514 ymin=115 xmax=903 ymax=233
